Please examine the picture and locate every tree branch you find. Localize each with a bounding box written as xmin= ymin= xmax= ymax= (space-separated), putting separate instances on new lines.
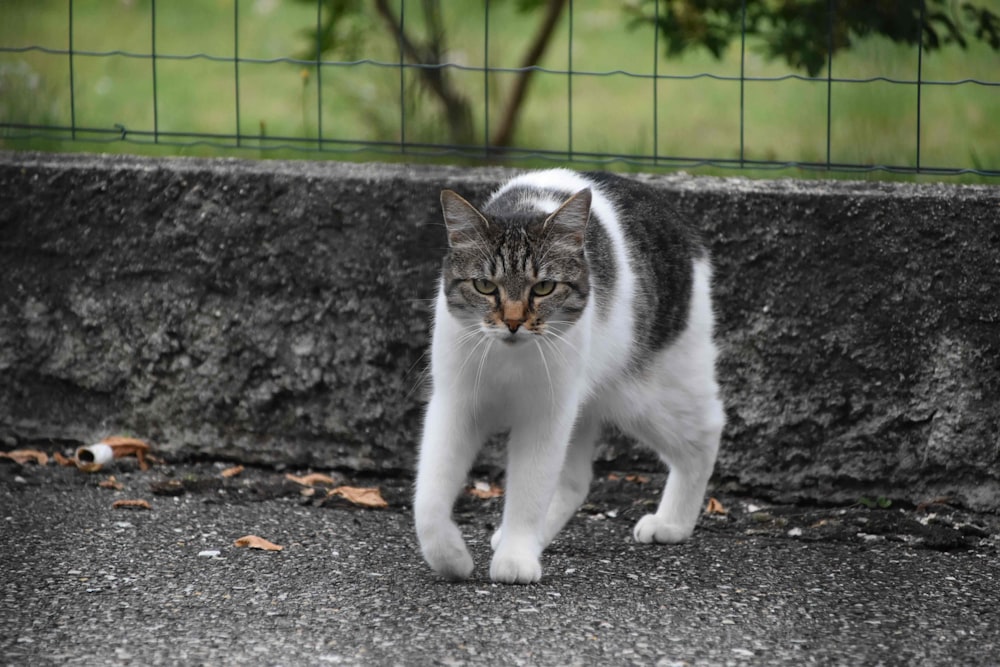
xmin=373 ymin=0 xmax=474 ymax=145
xmin=490 ymin=0 xmax=569 ymax=149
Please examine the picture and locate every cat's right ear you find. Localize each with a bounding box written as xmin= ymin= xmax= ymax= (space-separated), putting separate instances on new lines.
xmin=441 ymin=190 xmax=490 ymax=247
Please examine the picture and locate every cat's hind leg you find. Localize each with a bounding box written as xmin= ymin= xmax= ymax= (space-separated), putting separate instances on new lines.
xmin=630 ymin=258 xmax=724 ymax=544
xmin=625 ymin=372 xmax=724 ymax=544
xmin=630 ymin=408 xmax=722 ymax=544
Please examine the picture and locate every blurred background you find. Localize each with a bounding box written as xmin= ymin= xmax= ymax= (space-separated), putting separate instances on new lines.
xmin=1 ymin=0 xmax=998 ymax=181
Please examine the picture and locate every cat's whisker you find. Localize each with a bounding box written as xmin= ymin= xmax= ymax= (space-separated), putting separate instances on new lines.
xmin=403 ymin=350 xmax=430 ymax=378
xmin=533 ymin=338 xmax=557 ymax=423
xmin=472 ymin=338 xmax=494 ymax=431
xmin=454 ymin=333 xmax=490 ymax=381
xmin=404 ymin=365 xmax=432 ymax=402
xmin=539 ymin=326 xmax=583 ymax=359
xmin=537 ymin=334 xmax=570 ymax=368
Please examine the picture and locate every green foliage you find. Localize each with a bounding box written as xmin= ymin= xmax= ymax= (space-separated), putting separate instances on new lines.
xmin=630 ymin=0 xmax=1000 ymax=77
xmin=291 ymin=0 xmax=373 ymax=62
xmin=857 ymin=496 xmax=893 ymax=509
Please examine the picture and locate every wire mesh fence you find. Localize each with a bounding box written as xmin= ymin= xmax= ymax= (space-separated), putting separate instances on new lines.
xmin=1 ymin=0 xmax=998 ymax=178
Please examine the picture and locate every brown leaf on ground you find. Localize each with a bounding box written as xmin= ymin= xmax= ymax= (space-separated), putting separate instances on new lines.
xmin=327 ymin=486 xmax=389 ymax=509
xmin=99 ymin=476 xmax=124 ymax=490
xmin=53 ymin=452 xmax=76 ymax=467
xmin=705 ymin=497 xmax=728 ymax=515
xmin=0 ymin=449 xmax=49 ymax=465
xmin=221 ymin=465 xmax=245 ymax=478
xmin=286 ymin=473 xmax=337 ymax=487
xmin=467 ymin=481 xmax=504 ymax=499
xmin=607 ymin=473 xmax=650 ymax=484
xmin=149 ymin=479 xmax=186 ymax=496
xmin=234 ymin=535 xmax=284 ymax=551
xmin=100 ymin=436 xmax=153 ymax=471
xmin=112 ymin=499 xmax=152 ymax=510
xmin=916 ymin=496 xmax=955 ymax=513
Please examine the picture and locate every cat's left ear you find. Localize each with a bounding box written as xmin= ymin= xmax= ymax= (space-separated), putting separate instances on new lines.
xmin=544 ymin=188 xmax=591 ymax=246
xmin=441 ymin=190 xmax=490 ymax=247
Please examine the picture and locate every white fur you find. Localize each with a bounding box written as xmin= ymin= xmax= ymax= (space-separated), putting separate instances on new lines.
xmin=414 ymin=170 xmax=724 ymax=584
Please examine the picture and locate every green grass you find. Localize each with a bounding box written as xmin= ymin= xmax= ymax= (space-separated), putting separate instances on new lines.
xmin=1 ymin=0 xmax=998 ymax=183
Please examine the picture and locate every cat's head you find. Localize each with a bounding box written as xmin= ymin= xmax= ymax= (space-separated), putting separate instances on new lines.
xmin=439 ymin=188 xmax=592 ymax=344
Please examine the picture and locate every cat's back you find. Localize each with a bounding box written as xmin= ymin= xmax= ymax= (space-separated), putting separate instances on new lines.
xmin=585 ymin=172 xmax=705 ymax=350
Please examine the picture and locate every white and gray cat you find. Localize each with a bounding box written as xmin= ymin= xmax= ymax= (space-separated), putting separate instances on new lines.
xmin=415 ymin=169 xmax=724 ymax=584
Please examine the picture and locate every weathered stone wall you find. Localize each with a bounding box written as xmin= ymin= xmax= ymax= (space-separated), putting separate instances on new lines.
xmin=2 ymin=152 xmax=998 ymax=509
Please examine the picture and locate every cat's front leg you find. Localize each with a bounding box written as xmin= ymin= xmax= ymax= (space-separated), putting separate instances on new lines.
xmin=490 ymin=417 xmax=575 ymax=584
xmin=414 ymin=393 xmax=483 ymax=581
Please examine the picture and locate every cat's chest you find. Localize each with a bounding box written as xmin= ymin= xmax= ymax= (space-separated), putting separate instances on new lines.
xmin=441 ymin=338 xmax=572 ymax=406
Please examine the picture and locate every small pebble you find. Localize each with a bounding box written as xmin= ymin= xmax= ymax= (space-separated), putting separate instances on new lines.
xmin=198 ymin=550 xmax=222 ymax=558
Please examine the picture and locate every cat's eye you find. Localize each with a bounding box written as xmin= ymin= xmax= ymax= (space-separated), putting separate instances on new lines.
xmin=532 ymin=280 xmax=556 ymax=297
xmin=472 ymin=278 xmax=498 ymax=295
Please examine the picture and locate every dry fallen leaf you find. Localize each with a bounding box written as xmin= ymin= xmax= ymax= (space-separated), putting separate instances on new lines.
xmin=101 ymin=436 xmax=153 ymax=471
xmin=286 ymin=473 xmax=337 ymax=487
xmin=99 ymin=476 xmax=124 ymax=490
xmin=467 ymin=481 xmax=504 ymax=499
xmin=234 ymin=535 xmax=284 ymax=551
xmin=0 ymin=449 xmax=49 ymax=465
xmin=221 ymin=465 xmax=245 ymax=478
xmin=112 ymin=499 xmax=152 ymax=510
xmin=327 ymin=486 xmax=389 ymax=509
xmin=607 ymin=473 xmax=650 ymax=484
xmin=705 ymin=497 xmax=728 ymax=515
xmin=916 ymin=496 xmax=954 ymax=513
xmin=53 ymin=452 xmax=76 ymax=467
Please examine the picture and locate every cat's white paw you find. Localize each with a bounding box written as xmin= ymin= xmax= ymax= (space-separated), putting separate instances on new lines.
xmin=490 ymin=550 xmax=542 ymax=584
xmin=420 ymin=524 xmax=475 ymax=581
xmin=633 ymin=514 xmax=694 ymax=544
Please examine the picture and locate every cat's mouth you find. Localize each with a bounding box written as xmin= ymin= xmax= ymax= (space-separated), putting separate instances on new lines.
xmin=493 ymin=328 xmax=532 ymax=345
xmin=500 ymin=332 xmax=524 ymax=345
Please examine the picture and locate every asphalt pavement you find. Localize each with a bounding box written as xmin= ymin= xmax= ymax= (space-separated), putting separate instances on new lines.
xmin=2 ymin=459 xmax=999 ymax=666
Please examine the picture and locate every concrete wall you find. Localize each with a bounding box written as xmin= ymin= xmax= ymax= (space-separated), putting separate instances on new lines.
xmin=2 ymin=151 xmax=998 ymax=509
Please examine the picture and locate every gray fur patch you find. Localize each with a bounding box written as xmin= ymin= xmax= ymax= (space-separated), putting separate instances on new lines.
xmin=585 ymin=171 xmax=704 ymax=355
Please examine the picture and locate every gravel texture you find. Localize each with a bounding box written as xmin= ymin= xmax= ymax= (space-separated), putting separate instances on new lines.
xmin=3 ymin=458 xmax=998 ymax=666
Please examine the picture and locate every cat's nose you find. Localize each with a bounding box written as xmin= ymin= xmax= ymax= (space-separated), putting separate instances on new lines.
xmin=502 ymin=301 xmax=526 ymax=333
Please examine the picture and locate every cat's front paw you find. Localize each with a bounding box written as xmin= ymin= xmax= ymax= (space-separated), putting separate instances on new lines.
xmin=490 ymin=550 xmax=542 ymax=584
xmin=633 ymin=514 xmax=694 ymax=544
xmin=419 ymin=524 xmax=475 ymax=581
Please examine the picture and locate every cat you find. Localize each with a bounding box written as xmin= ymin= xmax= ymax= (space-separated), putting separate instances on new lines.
xmin=414 ymin=168 xmax=725 ymax=584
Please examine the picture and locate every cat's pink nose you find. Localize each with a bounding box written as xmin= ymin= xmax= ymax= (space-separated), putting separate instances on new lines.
xmin=503 ymin=301 xmax=526 ymax=333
